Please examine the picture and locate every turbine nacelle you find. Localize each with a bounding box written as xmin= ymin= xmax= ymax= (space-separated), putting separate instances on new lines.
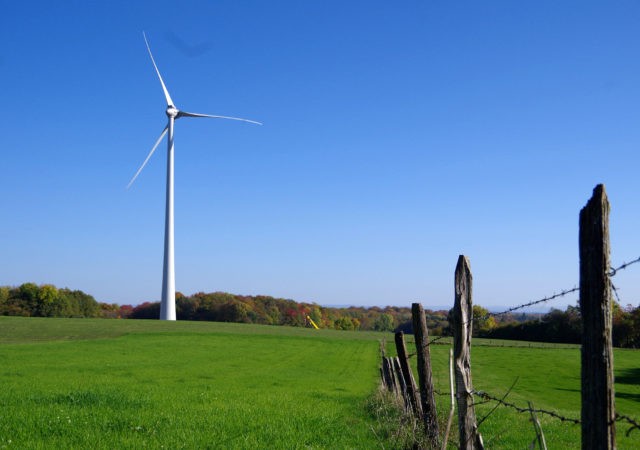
xmin=166 ymin=106 xmax=179 ymax=119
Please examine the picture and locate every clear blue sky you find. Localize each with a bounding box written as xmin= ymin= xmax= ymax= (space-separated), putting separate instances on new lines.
xmin=2 ymin=1 xmax=639 ymax=311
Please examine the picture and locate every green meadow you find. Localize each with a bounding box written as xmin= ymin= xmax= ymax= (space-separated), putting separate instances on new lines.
xmin=1 ymin=317 xmax=639 ymax=449
xmin=405 ymin=337 xmax=640 ymax=449
xmin=0 ymin=317 xmax=386 ymax=449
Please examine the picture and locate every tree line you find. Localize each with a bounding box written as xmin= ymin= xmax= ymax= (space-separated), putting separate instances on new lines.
xmin=0 ymin=283 xmax=102 ymax=318
xmin=0 ymin=282 xmax=430 ymax=331
xmin=478 ymin=303 xmax=640 ymax=348
xmin=126 ymin=291 xmax=431 ymax=332
xmin=2 ymin=282 xmax=639 ymax=347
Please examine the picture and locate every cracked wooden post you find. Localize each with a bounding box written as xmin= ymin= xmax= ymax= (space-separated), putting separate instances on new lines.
xmin=579 ymin=184 xmax=615 ymax=450
xmin=452 ymin=255 xmax=484 ymax=449
xmin=395 ymin=331 xmax=422 ymax=417
xmin=412 ymin=302 xmax=440 ymax=444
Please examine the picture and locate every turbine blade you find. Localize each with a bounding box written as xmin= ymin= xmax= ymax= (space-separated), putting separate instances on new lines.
xmin=127 ymin=125 xmax=169 ymax=189
xmin=177 ymin=110 xmax=262 ymax=125
xmin=143 ymin=32 xmax=174 ymax=107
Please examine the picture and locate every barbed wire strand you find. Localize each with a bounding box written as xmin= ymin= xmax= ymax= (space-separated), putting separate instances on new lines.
xmin=491 ymin=287 xmax=580 ymax=317
xmin=476 ymin=378 xmax=519 ymax=428
xmin=461 ymin=286 xmax=579 ymax=328
xmin=459 ymin=256 xmax=638 ymax=327
xmin=417 ymin=256 xmax=640 ymax=444
xmin=608 ymin=256 xmax=640 ymax=305
xmin=609 ymin=256 xmax=640 ymax=277
xmin=472 ymin=390 xmax=581 ymax=425
xmin=610 ymin=281 xmax=622 ymax=304
xmin=436 ymin=390 xmax=640 ymax=436
xmin=407 ymin=335 xmax=450 ymax=358
xmin=616 ymin=413 xmax=640 ymax=437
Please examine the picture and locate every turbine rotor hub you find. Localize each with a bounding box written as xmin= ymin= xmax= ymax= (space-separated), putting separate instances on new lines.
xmin=166 ymin=106 xmax=179 ymax=118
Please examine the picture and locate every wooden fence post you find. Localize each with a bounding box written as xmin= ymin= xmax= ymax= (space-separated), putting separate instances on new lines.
xmin=388 ymin=357 xmax=401 ymax=398
xmin=452 ymin=255 xmax=484 ymax=450
xmin=579 ymin=184 xmax=615 ymax=449
xmin=412 ymin=302 xmax=440 ymax=443
xmin=395 ymin=331 xmax=423 ymax=417
xmin=381 ymin=357 xmax=395 ymax=392
xmin=442 ymin=348 xmax=455 ymax=450
xmin=393 ymin=357 xmax=409 ymax=410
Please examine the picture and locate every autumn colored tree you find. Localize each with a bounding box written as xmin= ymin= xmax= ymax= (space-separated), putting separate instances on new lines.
xmin=472 ymin=305 xmax=497 ymax=336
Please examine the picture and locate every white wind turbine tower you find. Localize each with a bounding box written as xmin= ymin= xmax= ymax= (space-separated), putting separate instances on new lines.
xmin=128 ymin=32 xmax=261 ymax=320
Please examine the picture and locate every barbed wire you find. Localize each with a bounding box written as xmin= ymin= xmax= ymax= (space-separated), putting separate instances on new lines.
xmin=474 ymin=391 xmax=640 ymax=436
xmin=609 ymin=256 xmax=640 ymax=278
xmin=464 ymin=256 xmax=633 ymax=325
xmin=435 ymin=389 xmax=640 ymax=436
xmin=616 ymin=413 xmax=640 ymax=437
xmin=476 ymin=378 xmax=519 ymax=428
xmin=491 ymin=287 xmax=580 ymax=317
xmin=472 ymin=390 xmax=581 ymax=424
xmin=428 ymin=334 xmax=448 ymax=346
xmin=425 ymin=255 xmax=640 ymax=333
xmin=607 ymin=256 xmax=640 ymax=306
xmin=460 ymin=286 xmax=580 ymax=328
xmin=611 ymin=281 xmax=622 ymax=304
xmin=398 ymin=256 xmax=640 ymax=445
xmin=433 ymin=388 xmax=450 ymax=397
xmin=406 ymin=335 xmax=451 ymax=358
xmin=465 ymin=256 xmax=638 ymax=326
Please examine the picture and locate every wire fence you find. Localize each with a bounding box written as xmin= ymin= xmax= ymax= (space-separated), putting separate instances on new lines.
xmin=467 ymin=256 xmax=640 ymax=438
xmin=472 ymin=389 xmax=640 ymax=436
xmin=412 ymin=256 xmax=639 ymax=353
xmin=609 ymin=256 xmax=640 ymax=278
xmin=462 ymin=254 xmax=640 ymax=328
xmin=430 ymin=371 xmax=640 ymax=438
xmin=384 ymin=250 xmax=640 ymax=447
xmin=473 ymin=389 xmax=580 ymax=425
xmin=609 ymin=256 xmax=640 ymax=304
xmin=382 ymin=188 xmax=639 ymax=447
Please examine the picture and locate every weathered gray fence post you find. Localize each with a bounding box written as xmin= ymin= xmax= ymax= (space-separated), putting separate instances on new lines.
xmin=393 ymin=356 xmax=409 ymax=410
xmin=395 ymin=331 xmax=423 ymax=417
xmin=381 ymin=357 xmax=395 ymax=392
xmin=412 ymin=302 xmax=440 ymax=443
xmin=388 ymin=357 xmax=401 ymax=398
xmin=452 ymin=255 xmax=484 ymax=450
xmin=579 ymin=184 xmax=615 ymax=450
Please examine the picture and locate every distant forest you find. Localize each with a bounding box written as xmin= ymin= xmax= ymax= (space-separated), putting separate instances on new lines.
xmin=2 ymin=282 xmax=640 ymax=348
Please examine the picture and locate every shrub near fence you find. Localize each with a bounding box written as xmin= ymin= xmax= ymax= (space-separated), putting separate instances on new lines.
xmin=381 ymin=185 xmax=640 ymax=449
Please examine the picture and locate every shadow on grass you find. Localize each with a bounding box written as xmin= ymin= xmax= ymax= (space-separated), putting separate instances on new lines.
xmin=553 ymin=387 xmax=640 ymax=404
xmin=616 ymin=392 xmax=640 ymax=403
xmin=554 ymin=387 xmax=579 ymax=394
xmin=554 ymin=367 xmax=640 ymax=404
xmin=615 ymin=367 xmax=640 ymax=385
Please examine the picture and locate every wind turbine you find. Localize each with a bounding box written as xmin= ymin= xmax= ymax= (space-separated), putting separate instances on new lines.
xmin=128 ymin=32 xmax=261 ymax=321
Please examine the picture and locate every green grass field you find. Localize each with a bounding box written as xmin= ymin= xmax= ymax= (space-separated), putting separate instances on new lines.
xmin=0 ymin=317 xmax=386 ymax=449
xmin=1 ymin=317 xmax=639 ymax=449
